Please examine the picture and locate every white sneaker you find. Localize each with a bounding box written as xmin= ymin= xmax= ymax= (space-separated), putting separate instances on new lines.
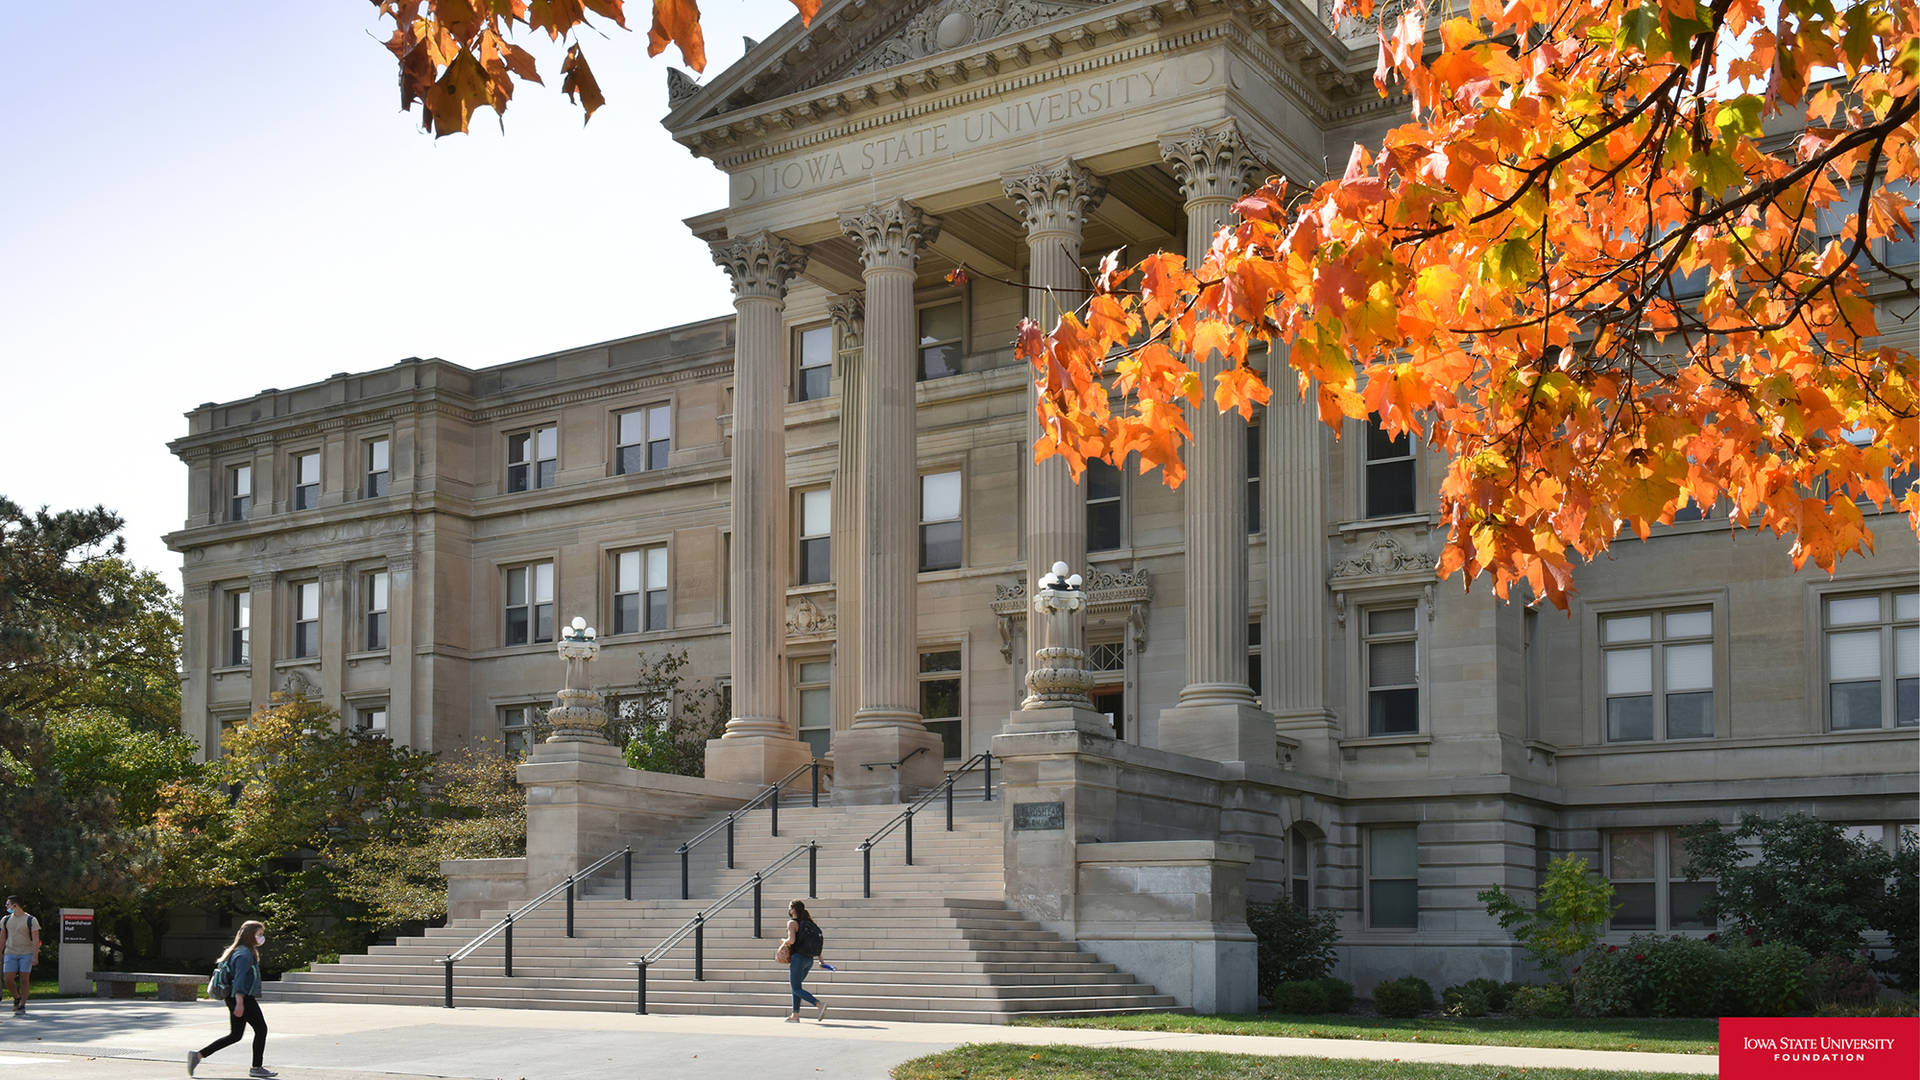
xmin=816 ymin=1001 xmax=828 ymax=1021
xmin=186 ymin=1050 xmax=201 ymax=1076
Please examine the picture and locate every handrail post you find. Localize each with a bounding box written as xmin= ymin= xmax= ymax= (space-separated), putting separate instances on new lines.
xmin=983 ymin=751 xmax=993 ymax=800
xmin=635 ymin=960 xmax=648 ymax=1015
xmin=442 ymin=959 xmax=454 ymax=1009
xmin=862 ymin=843 xmax=872 ymax=899
xmin=753 ymin=875 xmax=763 ymax=938
xmin=808 ymin=841 xmax=818 ymax=898
xmin=946 ymin=776 xmax=955 ymax=831
xmin=566 ymin=877 xmax=576 ymax=938
xmin=694 ymin=914 xmax=705 ymax=982
xmin=726 ymin=815 xmax=735 ymax=870
xmin=504 ymin=916 xmax=514 ymax=978
xmin=624 ymin=846 xmax=633 ymax=901
xmin=680 ymin=845 xmax=689 ymax=901
xmin=810 ymin=761 xmax=820 ymax=807
xmin=905 ymin=809 xmax=914 ymax=866
xmin=771 ymin=786 xmax=779 ymax=838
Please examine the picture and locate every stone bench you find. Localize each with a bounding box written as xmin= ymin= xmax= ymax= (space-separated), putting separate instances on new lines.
xmin=87 ymin=971 xmax=203 ymax=1001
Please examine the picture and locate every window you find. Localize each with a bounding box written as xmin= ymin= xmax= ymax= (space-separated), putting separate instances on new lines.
xmin=917 ymin=301 xmax=963 ymax=381
xmin=798 ymin=489 xmax=831 ymax=585
xmin=228 ymin=464 xmax=252 ymax=522
xmin=611 ymin=546 xmax=670 ymax=633
xmin=504 ymin=562 xmax=555 ymax=646
xmin=616 ymin=406 xmax=671 ymax=474
xmin=364 ymin=570 xmax=389 ymax=651
xmin=1607 ymin=829 xmax=1716 ymax=932
xmin=1085 ymin=459 xmax=1123 ymax=552
xmin=919 ymin=648 xmax=963 ymax=759
xmin=1289 ymin=827 xmax=1315 ymax=909
xmin=1368 ymin=825 xmax=1418 ymax=929
xmin=795 ymin=325 xmax=833 ymax=402
xmin=291 ymin=580 xmax=319 ymax=659
xmin=1364 ymin=421 xmax=1415 ymax=518
xmin=364 ymin=438 xmax=390 ymax=498
xmin=501 ymin=705 xmax=539 ymax=757
xmin=507 ymin=426 xmax=557 ymax=491
xmin=1602 ymin=608 xmax=1715 ymax=742
xmin=292 ymin=451 xmax=320 ymax=511
xmin=1825 ymin=589 xmax=1919 ymax=730
xmin=1247 ymin=421 xmax=1263 ymax=534
xmin=794 ymin=659 xmax=831 ymax=758
xmin=1364 ymin=606 xmax=1419 ymax=735
xmin=354 ymin=704 xmax=388 ymax=734
xmin=226 ymin=589 xmax=250 ymax=667
xmin=919 ymin=471 xmax=962 ymax=571
xmin=1248 ymin=617 xmax=1263 ymax=702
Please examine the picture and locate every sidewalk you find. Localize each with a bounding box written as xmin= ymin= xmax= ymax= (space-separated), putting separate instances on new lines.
xmin=0 ymin=999 xmax=1718 ymax=1079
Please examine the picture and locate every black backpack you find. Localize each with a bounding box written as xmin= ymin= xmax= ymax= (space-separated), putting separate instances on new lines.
xmin=795 ymin=918 xmax=823 ymax=958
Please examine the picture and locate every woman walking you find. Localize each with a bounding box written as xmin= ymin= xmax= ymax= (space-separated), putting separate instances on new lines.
xmin=779 ymin=900 xmax=827 ymax=1022
xmin=187 ymin=920 xmax=274 ymax=1078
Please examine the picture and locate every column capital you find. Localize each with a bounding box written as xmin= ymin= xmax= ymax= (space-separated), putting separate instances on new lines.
xmin=827 ymin=293 xmax=865 ymax=350
xmin=1159 ymin=120 xmax=1267 ymax=205
xmin=709 ymin=230 xmax=809 ymax=301
xmin=839 ymin=199 xmax=940 ymax=272
xmin=1002 ymin=157 xmax=1107 ymax=238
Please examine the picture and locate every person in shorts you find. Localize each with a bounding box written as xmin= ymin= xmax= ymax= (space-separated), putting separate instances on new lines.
xmin=2 ymin=897 xmax=42 ymax=1015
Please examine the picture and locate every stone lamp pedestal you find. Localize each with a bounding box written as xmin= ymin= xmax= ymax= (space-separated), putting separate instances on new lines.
xmin=1007 ymin=562 xmax=1114 ymax=738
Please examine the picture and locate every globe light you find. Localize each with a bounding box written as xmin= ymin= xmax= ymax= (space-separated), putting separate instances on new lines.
xmin=1051 ymin=560 xmax=1070 ymax=577
xmin=571 ymin=616 xmax=587 ymax=631
xmin=1066 ymin=574 xmax=1083 ymax=588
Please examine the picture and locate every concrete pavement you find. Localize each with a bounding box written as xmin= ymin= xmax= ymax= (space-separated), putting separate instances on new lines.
xmin=0 ymin=998 xmax=1718 ymax=1078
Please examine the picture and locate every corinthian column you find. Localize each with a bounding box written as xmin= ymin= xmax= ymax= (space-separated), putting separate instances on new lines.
xmin=827 ymin=294 xmax=865 ymax=740
xmin=831 ymin=199 xmax=946 ymax=803
xmin=704 ymin=230 xmax=816 ymax=786
xmin=1155 ymin=120 xmax=1277 ymax=767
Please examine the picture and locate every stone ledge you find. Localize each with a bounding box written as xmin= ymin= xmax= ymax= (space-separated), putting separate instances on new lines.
xmin=1077 ymin=840 xmax=1254 ymax=865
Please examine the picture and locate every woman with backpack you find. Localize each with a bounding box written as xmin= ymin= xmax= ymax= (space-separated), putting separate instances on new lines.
xmin=778 ymin=900 xmax=826 ymax=1022
xmin=187 ymin=920 xmax=274 ymax=1078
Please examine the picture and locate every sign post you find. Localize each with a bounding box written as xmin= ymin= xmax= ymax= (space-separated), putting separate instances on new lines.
xmin=57 ymin=909 xmax=93 ymax=995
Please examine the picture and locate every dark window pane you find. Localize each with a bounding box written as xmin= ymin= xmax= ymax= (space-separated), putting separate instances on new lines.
xmin=801 ymin=727 xmax=831 ymax=757
xmin=1368 ymin=687 xmax=1418 ymax=735
xmin=648 ymin=439 xmax=670 ymax=471
xmin=295 ymin=623 xmax=317 ymax=659
xmin=1612 ymin=882 xmax=1656 ymax=929
xmin=1831 ymin=681 xmax=1882 ymax=730
xmin=1091 ymin=688 xmax=1124 ymax=740
xmin=918 ymin=343 xmax=962 ymax=381
xmin=920 ymin=650 xmax=962 ymax=673
xmin=231 ymin=496 xmax=249 ymax=521
xmin=1085 ymin=460 xmax=1123 ymax=500
xmin=800 ymin=537 xmax=831 ymax=585
xmin=1292 ymin=879 xmax=1310 ymax=909
xmin=1087 ymin=502 xmax=1122 ymax=552
xmin=1666 ymin=691 xmax=1713 ymax=738
xmin=367 ymin=612 xmax=387 ymax=651
xmin=1367 ymin=424 xmax=1409 ymax=461
xmin=294 ymin=484 xmax=317 ymax=511
xmin=618 ymin=446 xmax=644 ymax=475
xmin=1248 ymin=653 xmax=1263 ymax=699
xmin=1899 ymin=678 xmax=1917 ymax=726
xmin=799 ymin=366 xmax=830 ymax=402
xmin=505 ymin=608 xmax=529 ymax=646
xmin=920 ymin=676 xmax=961 ymax=720
xmin=920 ymin=521 xmax=962 ymax=571
xmin=508 ymin=463 xmax=530 ymax=492
xmin=925 ymin=718 xmax=962 ymax=759
xmin=1369 ymin=880 xmax=1418 ymax=928
xmin=534 ymin=603 xmax=554 ymax=643
xmin=1608 ymin=695 xmax=1655 ymax=741
xmin=615 ymin=594 xmax=639 ymax=636
xmin=1669 ymin=882 xmax=1717 ymax=929
xmin=366 ymin=472 xmax=389 ymax=498
xmin=646 ymin=590 xmax=668 ymax=631
xmin=1670 ymin=498 xmax=1707 ymax=522
xmin=537 ymin=460 xmax=556 ymax=488
xmin=1366 ymin=460 xmax=1415 ymax=517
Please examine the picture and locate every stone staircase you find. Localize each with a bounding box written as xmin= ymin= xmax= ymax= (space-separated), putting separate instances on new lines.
xmin=274 ymin=796 xmax=1178 ymax=1022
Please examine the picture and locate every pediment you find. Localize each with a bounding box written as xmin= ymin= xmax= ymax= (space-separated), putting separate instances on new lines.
xmin=831 ymin=0 xmax=1101 ymax=84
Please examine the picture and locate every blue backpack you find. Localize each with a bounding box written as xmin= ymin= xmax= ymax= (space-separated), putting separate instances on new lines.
xmin=206 ymin=953 xmax=236 ymax=999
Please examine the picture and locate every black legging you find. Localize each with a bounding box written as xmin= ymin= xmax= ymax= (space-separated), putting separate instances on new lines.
xmin=199 ymin=995 xmax=267 ymax=1068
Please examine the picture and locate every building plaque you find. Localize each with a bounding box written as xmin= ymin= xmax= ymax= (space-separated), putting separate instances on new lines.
xmin=61 ymin=911 xmax=93 ymax=945
xmin=1012 ymin=801 xmax=1066 ymax=831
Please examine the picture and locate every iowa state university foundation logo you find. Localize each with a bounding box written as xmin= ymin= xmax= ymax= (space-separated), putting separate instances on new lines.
xmin=1720 ymin=1018 xmax=1919 ymax=1078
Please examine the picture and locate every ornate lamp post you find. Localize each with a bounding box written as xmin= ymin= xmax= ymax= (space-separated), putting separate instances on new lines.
xmin=1022 ymin=562 xmax=1096 ymax=711
xmin=545 ymin=616 xmax=609 ymax=744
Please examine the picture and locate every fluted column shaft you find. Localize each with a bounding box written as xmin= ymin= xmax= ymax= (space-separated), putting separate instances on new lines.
xmin=1163 ymin=122 xmax=1264 ymax=708
xmin=1267 ymin=374 xmax=1329 ymax=714
xmin=1004 ymin=158 xmax=1107 ymax=677
xmin=711 ymin=232 xmax=808 ymax=740
xmin=828 ymin=296 xmax=865 ymax=736
xmin=840 ymin=200 xmax=940 ymax=729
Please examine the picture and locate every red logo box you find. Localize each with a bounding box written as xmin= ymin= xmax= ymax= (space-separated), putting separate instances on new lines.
xmin=1720 ymin=1018 xmax=1920 ymax=1079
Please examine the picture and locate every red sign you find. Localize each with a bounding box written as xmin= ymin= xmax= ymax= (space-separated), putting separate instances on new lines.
xmin=1720 ymin=1018 xmax=1920 ymax=1079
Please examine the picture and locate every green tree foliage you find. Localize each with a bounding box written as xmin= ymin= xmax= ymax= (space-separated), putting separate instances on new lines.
xmin=618 ymin=649 xmax=729 ymax=776
xmin=1478 ymin=854 xmax=1616 ymax=981
xmin=1245 ymin=898 xmax=1340 ymax=994
xmin=1682 ymin=814 xmax=1901 ymax=963
xmin=1876 ymin=831 xmax=1918 ymax=993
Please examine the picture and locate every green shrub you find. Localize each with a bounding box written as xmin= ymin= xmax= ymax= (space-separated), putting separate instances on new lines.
xmin=1682 ymin=815 xmax=1900 ymax=963
xmin=1271 ymin=979 xmax=1331 ymax=1013
xmin=1447 ymin=977 xmax=1511 ymax=1012
xmin=1813 ymin=997 xmax=1920 ymax=1018
xmin=1571 ymin=942 xmax=1650 ymax=1017
xmin=1478 ymin=855 xmax=1616 ymax=980
xmin=1877 ymin=834 xmax=1918 ymax=993
xmin=1443 ymin=984 xmax=1490 ymax=1017
xmin=1808 ymin=952 xmax=1880 ymax=1007
xmin=1246 ymin=899 xmax=1340 ymax=990
xmin=1724 ymin=938 xmax=1812 ymax=1016
xmin=1317 ymin=977 xmax=1355 ymax=1014
xmin=1641 ymin=936 xmax=1731 ymax=1017
xmin=1373 ymin=976 xmax=1435 ymax=1018
xmin=1507 ymin=983 xmax=1572 ymax=1019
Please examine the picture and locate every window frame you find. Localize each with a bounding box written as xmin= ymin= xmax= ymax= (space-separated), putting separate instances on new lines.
xmin=918 ymin=645 xmax=965 ymax=760
xmin=1247 ymin=419 xmax=1263 ymax=535
xmin=1248 ymin=614 xmax=1265 ymax=706
xmin=792 ymin=655 xmax=832 ymax=758
xmin=1362 ymin=420 xmax=1417 ymax=520
xmin=1084 ymin=457 xmax=1125 ymax=553
xmin=1604 ymin=828 xmax=1718 ymax=935
xmin=615 ymin=404 xmax=672 ymax=475
xmin=227 ymin=462 xmax=252 ymax=522
xmin=1288 ymin=825 xmax=1317 ymax=910
xmin=502 ymin=560 xmax=556 ymax=647
xmin=363 ymin=569 xmax=390 ymax=652
xmin=1366 ymin=824 xmax=1419 ymax=930
xmin=793 ymin=323 xmax=835 ymax=403
xmin=1582 ymin=592 xmax=1729 ymax=745
xmin=506 ymin=424 xmax=558 ymax=492
xmin=796 ymin=487 xmax=832 ymax=586
xmin=291 ymin=450 xmax=321 ymax=512
xmin=225 ymin=587 xmax=251 ymax=668
xmin=1598 ymin=606 xmax=1718 ymax=743
xmin=915 ymin=298 xmax=965 ymax=382
xmin=1362 ymin=604 xmax=1422 ymax=737
xmin=918 ymin=469 xmax=964 ymax=572
xmin=352 ymin=701 xmax=389 ymax=735
xmin=1820 ymin=586 xmax=1919 ymax=732
xmin=364 ymin=437 xmax=390 ymax=498
xmin=500 ymin=703 xmax=540 ymax=757
xmin=290 ymin=578 xmax=320 ymax=660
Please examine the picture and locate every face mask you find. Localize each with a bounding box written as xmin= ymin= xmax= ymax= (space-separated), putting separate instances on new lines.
xmin=255 ymin=933 xmax=267 ymax=946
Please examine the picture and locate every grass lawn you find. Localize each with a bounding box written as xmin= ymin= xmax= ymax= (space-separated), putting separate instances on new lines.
xmin=1015 ymin=1014 xmax=1718 ymax=1055
xmin=892 ymin=1044 xmax=1706 ymax=1080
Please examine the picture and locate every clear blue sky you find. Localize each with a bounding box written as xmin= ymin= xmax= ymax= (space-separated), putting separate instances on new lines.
xmin=0 ymin=1 xmax=799 ymax=582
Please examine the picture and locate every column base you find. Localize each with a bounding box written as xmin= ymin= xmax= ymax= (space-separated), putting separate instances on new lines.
xmin=831 ymin=727 xmax=945 ymax=805
xmin=1156 ymin=702 xmax=1277 ymax=768
xmin=1005 ymin=705 xmax=1115 ymax=739
xmin=704 ymin=734 xmax=815 ymax=787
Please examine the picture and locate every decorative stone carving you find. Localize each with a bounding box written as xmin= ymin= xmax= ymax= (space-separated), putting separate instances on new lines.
xmin=846 ymin=0 xmax=1085 ymax=77
xmin=1002 ymin=158 xmax=1107 ymax=237
xmin=1022 ymin=564 xmax=1095 ymax=710
xmin=546 ymin=623 xmax=610 ymax=744
xmin=277 ymin=668 xmax=320 ymax=699
xmin=827 ymin=294 xmax=866 ymax=350
xmin=1159 ymin=120 xmax=1269 ymax=204
xmin=708 ymin=230 xmax=809 ymax=301
xmin=666 ymin=67 xmax=701 ymax=109
xmin=1330 ymin=532 xmax=1433 ymax=580
xmin=787 ymin=594 xmax=836 ymax=636
xmin=838 ymin=199 xmax=941 ymax=271
xmin=992 ymin=567 xmax=1153 ymax=662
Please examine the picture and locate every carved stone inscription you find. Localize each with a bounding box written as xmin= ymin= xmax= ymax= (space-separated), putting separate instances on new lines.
xmin=733 ymin=60 xmax=1204 ymax=205
xmin=1013 ymin=800 xmax=1066 ymax=831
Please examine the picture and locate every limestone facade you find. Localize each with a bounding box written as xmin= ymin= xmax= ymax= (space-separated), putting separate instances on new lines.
xmin=167 ymin=0 xmax=1918 ymax=992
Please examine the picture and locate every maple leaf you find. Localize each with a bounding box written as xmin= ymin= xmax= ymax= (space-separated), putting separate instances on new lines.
xmin=646 ymin=0 xmax=706 ymax=71
xmin=560 ymin=44 xmax=605 ymax=120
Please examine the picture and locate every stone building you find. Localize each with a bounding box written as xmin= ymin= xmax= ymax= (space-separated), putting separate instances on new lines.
xmin=167 ymin=0 xmax=1918 ymax=996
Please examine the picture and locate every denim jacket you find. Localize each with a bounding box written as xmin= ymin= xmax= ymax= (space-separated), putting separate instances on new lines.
xmin=225 ymin=945 xmax=263 ymax=999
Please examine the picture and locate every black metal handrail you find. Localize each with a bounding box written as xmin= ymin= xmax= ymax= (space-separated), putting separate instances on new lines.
xmin=674 ymin=759 xmax=826 ymax=899
xmin=631 ymin=840 xmax=817 ymax=1014
xmin=857 ymin=745 xmax=930 ymax=770
xmin=852 ymin=751 xmax=993 ymax=898
xmin=438 ymin=843 xmax=632 ymax=1008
